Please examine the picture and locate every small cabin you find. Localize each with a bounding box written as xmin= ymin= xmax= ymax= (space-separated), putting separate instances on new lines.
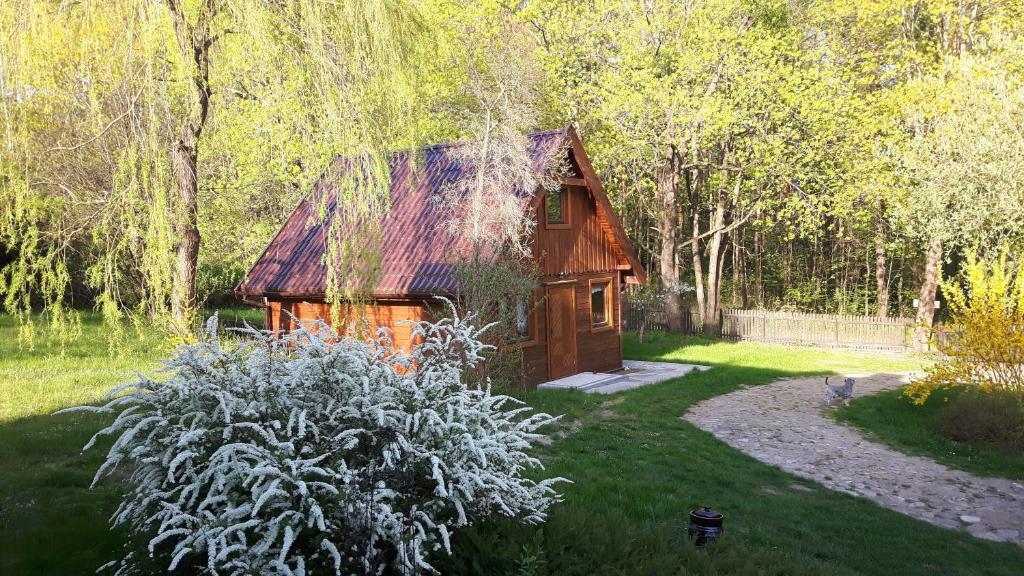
xmin=236 ymin=126 xmax=645 ymax=386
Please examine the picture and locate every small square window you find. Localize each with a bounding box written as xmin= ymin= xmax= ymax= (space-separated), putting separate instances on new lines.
xmin=545 ymin=189 xmax=566 ymax=225
xmin=591 ymin=280 xmax=612 ymax=328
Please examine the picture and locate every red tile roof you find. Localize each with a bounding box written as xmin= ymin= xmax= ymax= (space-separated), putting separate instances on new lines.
xmin=236 ymin=127 xmax=572 ymax=299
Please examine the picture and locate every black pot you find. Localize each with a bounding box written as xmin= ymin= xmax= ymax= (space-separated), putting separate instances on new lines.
xmin=688 ymin=506 xmax=724 ymax=546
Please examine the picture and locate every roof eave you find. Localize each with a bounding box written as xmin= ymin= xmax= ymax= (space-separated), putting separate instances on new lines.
xmin=564 ymin=125 xmax=648 ymax=284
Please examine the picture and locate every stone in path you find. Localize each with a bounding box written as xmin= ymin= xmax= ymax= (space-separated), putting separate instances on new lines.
xmin=684 ymin=373 xmax=1024 ymax=546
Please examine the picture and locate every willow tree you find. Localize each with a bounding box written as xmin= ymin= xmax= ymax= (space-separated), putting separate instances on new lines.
xmin=429 ymin=2 xmax=559 ymax=387
xmin=1 ymin=0 xmax=425 ymax=338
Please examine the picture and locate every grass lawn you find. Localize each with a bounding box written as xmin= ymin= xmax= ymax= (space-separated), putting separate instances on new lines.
xmin=4 ymin=320 xmax=1024 ymax=575
xmin=0 ymin=309 xmax=262 ymax=574
xmin=835 ymin=387 xmax=1024 ymax=481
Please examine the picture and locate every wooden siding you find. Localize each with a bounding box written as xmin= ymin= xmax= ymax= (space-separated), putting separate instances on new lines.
xmin=535 ymin=184 xmax=627 ymax=277
xmin=266 ymin=299 xmax=431 ymax=351
xmin=266 ymin=282 xmax=622 ymax=388
xmin=522 ymin=176 xmax=628 ymax=386
xmin=263 ymin=151 xmax=630 ymax=387
xmin=521 ymin=271 xmax=623 ymax=386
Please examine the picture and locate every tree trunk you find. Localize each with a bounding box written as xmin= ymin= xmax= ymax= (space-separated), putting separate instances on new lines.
xmin=172 ymin=133 xmax=201 ymax=326
xmin=734 ymin=227 xmax=749 ymax=308
xmin=875 ymin=230 xmax=889 ymax=317
xmin=912 ymin=237 xmax=943 ymax=353
xmin=896 ymin=244 xmax=906 ymax=317
xmin=690 ymin=189 xmax=706 ymax=327
xmin=754 ymin=225 xmax=763 ymax=307
xmin=703 ymin=191 xmax=726 ymax=335
xmin=167 ymin=1 xmax=214 ymax=329
xmin=784 ymin=235 xmax=793 ymax=295
xmin=838 ymin=237 xmax=849 ymax=314
xmin=875 ymin=202 xmax=890 ymax=318
xmin=656 ymin=148 xmax=683 ymax=331
xmin=730 ymin=230 xmax=738 ymax=307
xmin=864 ymin=242 xmax=870 ymax=314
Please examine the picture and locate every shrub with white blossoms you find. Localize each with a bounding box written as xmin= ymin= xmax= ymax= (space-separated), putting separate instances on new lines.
xmin=64 ymin=303 xmax=566 ymax=575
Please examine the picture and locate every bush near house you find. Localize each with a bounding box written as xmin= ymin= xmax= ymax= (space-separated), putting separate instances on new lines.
xmin=62 ymin=308 xmax=565 ymax=576
xmin=903 ymin=252 xmax=1024 ymax=449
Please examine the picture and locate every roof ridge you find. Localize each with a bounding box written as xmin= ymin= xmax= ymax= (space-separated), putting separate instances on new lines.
xmin=388 ymin=125 xmax=571 ymax=157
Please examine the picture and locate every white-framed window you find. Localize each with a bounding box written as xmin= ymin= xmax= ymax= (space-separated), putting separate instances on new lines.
xmin=590 ymin=278 xmax=613 ymax=329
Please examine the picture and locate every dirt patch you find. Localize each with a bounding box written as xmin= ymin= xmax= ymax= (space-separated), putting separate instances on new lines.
xmin=601 ymin=396 xmax=626 ymax=407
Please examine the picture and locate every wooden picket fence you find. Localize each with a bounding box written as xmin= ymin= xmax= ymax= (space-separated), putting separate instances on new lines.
xmin=624 ymin=299 xmax=925 ymax=352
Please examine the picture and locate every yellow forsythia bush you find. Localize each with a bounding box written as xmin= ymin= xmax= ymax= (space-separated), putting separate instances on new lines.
xmin=904 ymin=252 xmax=1024 ymax=406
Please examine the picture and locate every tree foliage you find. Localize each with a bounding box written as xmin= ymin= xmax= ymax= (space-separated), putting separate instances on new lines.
xmin=1 ymin=0 xmax=428 ymax=339
xmin=3 ymin=0 xmax=1024 ymax=348
xmin=516 ymin=0 xmax=1024 ymax=328
xmin=905 ymin=251 xmax=1024 ymax=407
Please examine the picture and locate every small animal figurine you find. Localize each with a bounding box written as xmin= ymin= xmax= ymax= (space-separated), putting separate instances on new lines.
xmin=824 ymin=377 xmax=855 ymax=406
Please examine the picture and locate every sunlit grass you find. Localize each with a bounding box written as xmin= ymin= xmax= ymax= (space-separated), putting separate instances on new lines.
xmin=0 ymin=308 xmax=263 ymax=422
xmin=622 ymin=330 xmax=922 ymax=374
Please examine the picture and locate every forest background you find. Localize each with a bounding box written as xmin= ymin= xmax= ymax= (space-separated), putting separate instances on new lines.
xmin=3 ymin=0 xmax=1023 ymax=351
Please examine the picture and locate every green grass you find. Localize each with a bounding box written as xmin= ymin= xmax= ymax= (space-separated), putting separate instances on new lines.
xmin=836 ymin=387 xmax=1024 ymax=481
xmin=440 ymin=333 xmax=1024 ymax=576
xmin=0 ymin=308 xmax=262 ymax=575
xmin=3 ymin=321 xmax=1023 ymax=575
xmin=0 ymin=307 xmax=263 ymax=421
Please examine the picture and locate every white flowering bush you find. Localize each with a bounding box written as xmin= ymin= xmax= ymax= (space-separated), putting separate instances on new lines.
xmin=63 ymin=303 xmax=565 ymax=575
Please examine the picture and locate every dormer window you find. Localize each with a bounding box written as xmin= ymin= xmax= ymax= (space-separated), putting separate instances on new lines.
xmin=545 ymin=188 xmax=569 ymax=228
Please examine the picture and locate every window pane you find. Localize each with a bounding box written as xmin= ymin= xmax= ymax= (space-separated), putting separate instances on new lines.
xmin=591 ymin=283 xmax=607 ymax=325
xmin=546 ymin=189 xmax=564 ymax=224
xmin=515 ymin=297 xmax=530 ymax=340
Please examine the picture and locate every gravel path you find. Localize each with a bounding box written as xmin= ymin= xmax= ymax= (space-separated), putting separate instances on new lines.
xmin=684 ymin=373 xmax=1024 ymax=545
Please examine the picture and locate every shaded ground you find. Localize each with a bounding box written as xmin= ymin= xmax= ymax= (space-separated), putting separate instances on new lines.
xmin=686 ymin=373 xmax=1024 ymax=545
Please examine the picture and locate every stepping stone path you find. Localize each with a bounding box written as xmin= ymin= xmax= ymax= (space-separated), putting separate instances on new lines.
xmin=685 ymin=373 xmax=1024 ymax=546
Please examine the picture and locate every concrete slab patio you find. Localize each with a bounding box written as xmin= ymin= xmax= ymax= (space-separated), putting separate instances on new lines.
xmin=537 ymin=360 xmax=710 ymax=394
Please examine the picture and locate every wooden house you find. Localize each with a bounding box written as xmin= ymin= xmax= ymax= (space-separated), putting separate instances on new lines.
xmin=236 ymin=126 xmax=645 ymax=386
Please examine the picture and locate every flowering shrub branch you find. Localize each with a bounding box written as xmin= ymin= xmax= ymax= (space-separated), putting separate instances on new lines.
xmin=61 ymin=301 xmax=566 ymax=575
xmin=905 ymin=251 xmax=1024 ymax=407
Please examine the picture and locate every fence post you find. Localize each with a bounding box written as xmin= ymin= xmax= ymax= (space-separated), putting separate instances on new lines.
xmin=834 ymin=317 xmax=840 ymax=345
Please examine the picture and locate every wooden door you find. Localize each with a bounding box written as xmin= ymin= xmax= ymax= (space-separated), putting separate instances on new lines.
xmin=546 ymin=283 xmax=578 ymax=380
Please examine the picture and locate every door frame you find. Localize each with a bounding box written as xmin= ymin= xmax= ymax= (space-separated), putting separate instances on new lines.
xmin=545 ymin=281 xmax=578 ymax=380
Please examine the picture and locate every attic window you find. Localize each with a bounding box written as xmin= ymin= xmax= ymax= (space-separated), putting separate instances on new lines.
xmin=545 ymin=188 xmax=567 ymax=227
